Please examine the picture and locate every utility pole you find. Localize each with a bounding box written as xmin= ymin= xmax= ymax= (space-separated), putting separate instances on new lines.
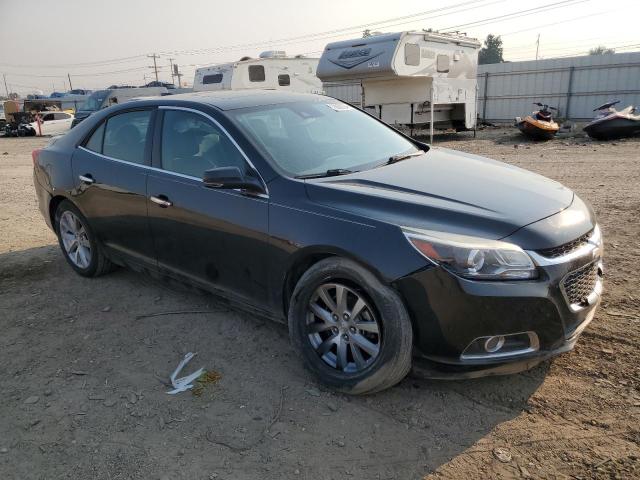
xmin=535 ymin=33 xmax=540 ymax=60
xmin=3 ymin=74 xmax=9 ymax=97
xmin=168 ymin=58 xmax=175 ymax=85
xmin=147 ymin=53 xmax=160 ymax=82
xmin=173 ymin=63 xmax=182 ymax=87
xmin=67 ymin=73 xmax=73 ymax=91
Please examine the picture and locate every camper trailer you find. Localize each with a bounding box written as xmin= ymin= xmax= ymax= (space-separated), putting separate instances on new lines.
xmin=317 ymin=31 xmax=481 ymax=133
xmin=193 ymin=51 xmax=323 ymax=94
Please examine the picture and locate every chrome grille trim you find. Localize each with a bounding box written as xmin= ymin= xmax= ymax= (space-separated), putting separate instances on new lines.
xmin=526 ymin=225 xmax=602 ymax=267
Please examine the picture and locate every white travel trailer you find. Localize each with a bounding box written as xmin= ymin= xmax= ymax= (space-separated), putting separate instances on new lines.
xmin=193 ymin=51 xmax=323 ymax=94
xmin=317 ymin=31 xmax=481 ymax=136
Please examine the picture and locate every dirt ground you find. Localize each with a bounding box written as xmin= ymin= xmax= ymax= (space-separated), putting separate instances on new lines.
xmin=0 ymin=130 xmax=638 ymax=480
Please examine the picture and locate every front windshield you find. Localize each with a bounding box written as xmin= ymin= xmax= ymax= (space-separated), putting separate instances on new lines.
xmin=230 ymin=101 xmax=419 ymax=177
xmin=80 ymin=90 xmax=109 ymax=112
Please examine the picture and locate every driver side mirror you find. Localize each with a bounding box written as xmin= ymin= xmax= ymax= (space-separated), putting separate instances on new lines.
xmin=203 ymin=166 xmax=265 ymax=194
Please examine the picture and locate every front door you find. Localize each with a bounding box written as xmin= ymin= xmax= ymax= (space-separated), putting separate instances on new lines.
xmin=147 ymin=107 xmax=270 ymax=307
xmin=71 ymin=108 xmax=156 ymax=267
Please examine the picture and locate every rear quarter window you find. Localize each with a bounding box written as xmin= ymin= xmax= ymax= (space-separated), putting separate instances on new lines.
xmin=84 ymin=122 xmax=105 ymax=153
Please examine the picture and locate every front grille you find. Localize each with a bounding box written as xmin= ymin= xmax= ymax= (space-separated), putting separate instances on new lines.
xmin=562 ymin=261 xmax=600 ymax=307
xmin=537 ymin=229 xmax=593 ymax=258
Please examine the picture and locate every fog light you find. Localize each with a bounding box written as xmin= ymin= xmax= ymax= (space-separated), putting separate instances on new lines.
xmin=484 ymin=335 xmax=505 ymax=353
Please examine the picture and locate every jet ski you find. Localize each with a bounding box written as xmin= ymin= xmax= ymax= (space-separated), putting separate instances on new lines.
xmin=583 ymin=100 xmax=640 ymax=140
xmin=515 ymin=103 xmax=559 ymax=140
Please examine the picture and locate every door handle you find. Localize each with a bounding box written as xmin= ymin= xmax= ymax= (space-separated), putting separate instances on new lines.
xmin=150 ymin=195 xmax=172 ymax=208
xmin=79 ymin=174 xmax=94 ymax=184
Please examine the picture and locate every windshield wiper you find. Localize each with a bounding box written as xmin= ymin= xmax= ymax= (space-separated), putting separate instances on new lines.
xmin=296 ymin=168 xmax=356 ymax=179
xmin=386 ymin=150 xmax=425 ymax=165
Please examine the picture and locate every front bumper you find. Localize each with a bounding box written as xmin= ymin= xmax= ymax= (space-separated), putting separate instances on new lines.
xmin=396 ymin=230 xmax=603 ymax=378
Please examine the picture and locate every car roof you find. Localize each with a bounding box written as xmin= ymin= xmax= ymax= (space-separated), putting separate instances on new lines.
xmin=151 ymin=90 xmax=329 ymax=111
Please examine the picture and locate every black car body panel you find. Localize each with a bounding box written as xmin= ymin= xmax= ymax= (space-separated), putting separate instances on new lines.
xmin=33 ymin=91 xmax=603 ymax=378
xmin=305 ymin=147 xmax=574 ymax=242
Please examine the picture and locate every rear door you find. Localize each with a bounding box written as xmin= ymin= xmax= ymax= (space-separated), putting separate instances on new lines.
xmin=146 ymin=106 xmax=270 ymax=307
xmin=71 ymin=108 xmax=156 ymax=268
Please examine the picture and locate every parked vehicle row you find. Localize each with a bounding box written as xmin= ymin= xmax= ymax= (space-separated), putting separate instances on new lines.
xmin=33 ymin=91 xmax=603 ymax=393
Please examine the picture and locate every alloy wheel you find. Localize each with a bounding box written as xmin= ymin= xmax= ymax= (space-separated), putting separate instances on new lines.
xmin=59 ymin=211 xmax=92 ymax=269
xmin=306 ymin=283 xmax=381 ymax=373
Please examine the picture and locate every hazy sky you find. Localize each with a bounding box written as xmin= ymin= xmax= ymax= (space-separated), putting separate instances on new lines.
xmin=1 ymin=0 xmax=638 ymax=93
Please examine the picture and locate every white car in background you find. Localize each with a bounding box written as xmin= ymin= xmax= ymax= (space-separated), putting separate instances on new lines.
xmin=26 ymin=111 xmax=74 ymax=136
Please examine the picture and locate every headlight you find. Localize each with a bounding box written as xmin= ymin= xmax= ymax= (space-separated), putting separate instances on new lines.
xmin=402 ymin=227 xmax=538 ymax=280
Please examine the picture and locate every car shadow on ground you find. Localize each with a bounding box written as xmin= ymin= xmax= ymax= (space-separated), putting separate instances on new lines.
xmin=1 ymin=245 xmax=548 ymax=479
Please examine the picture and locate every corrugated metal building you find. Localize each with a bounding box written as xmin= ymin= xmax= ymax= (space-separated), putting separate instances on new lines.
xmin=478 ymin=52 xmax=640 ymax=122
xmin=324 ymin=52 xmax=640 ymax=124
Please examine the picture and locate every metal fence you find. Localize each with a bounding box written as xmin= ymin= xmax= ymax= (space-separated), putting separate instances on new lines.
xmin=478 ymin=52 xmax=640 ymax=122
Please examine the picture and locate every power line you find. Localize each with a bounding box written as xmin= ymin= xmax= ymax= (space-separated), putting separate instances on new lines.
xmin=0 ymin=54 xmax=148 ymax=69
xmin=2 ymin=66 xmax=149 ymax=79
xmin=441 ymin=0 xmax=590 ymax=31
xmin=500 ymin=10 xmax=609 ymax=36
xmin=157 ymin=0 xmax=497 ymax=58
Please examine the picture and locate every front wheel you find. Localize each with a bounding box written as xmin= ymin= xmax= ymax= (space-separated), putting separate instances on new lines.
xmin=288 ymin=258 xmax=413 ymax=395
xmin=54 ymin=200 xmax=114 ymax=277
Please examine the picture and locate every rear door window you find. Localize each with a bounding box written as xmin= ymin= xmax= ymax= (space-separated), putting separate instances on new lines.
xmin=102 ymin=110 xmax=152 ymax=164
xmin=161 ymin=110 xmax=247 ymax=178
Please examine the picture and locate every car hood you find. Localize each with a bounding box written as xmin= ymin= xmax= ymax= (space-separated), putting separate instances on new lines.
xmin=304 ymin=147 xmax=574 ymax=242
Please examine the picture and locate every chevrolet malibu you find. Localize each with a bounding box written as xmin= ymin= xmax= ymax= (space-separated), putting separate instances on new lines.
xmin=33 ymin=91 xmax=604 ymax=394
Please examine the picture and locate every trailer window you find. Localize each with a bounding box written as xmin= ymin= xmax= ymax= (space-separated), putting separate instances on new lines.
xmin=405 ymin=43 xmax=420 ymax=66
xmin=437 ymin=54 xmax=450 ymax=73
xmin=203 ymin=74 xmax=223 ymax=84
xmin=249 ymin=65 xmax=265 ymax=82
xmin=278 ymin=74 xmax=290 ymax=86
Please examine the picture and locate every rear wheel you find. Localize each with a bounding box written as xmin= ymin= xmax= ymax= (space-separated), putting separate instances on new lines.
xmin=54 ymin=200 xmax=114 ymax=277
xmin=288 ymin=258 xmax=413 ymax=395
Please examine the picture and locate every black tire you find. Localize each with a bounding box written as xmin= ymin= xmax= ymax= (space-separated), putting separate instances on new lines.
xmin=54 ymin=200 xmax=114 ymax=277
xmin=288 ymin=257 xmax=413 ymax=395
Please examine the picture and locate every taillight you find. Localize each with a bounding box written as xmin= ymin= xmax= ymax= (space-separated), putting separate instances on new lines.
xmin=32 ymin=149 xmax=42 ymax=167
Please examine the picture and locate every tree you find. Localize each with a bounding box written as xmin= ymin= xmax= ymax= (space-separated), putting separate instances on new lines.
xmin=362 ymin=29 xmax=372 ymax=38
xmin=478 ymin=34 xmax=504 ymax=65
xmin=589 ymin=45 xmax=615 ymax=55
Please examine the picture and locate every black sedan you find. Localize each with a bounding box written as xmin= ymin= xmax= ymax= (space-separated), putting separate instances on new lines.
xmin=32 ymin=91 xmax=603 ymax=394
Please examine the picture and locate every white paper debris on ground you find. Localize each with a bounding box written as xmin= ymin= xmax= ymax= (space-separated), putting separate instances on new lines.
xmin=167 ymin=352 xmax=205 ymax=395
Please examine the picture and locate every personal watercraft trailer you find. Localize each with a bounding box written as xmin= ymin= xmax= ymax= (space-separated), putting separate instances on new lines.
xmin=193 ymin=51 xmax=323 ymax=94
xmin=317 ymin=31 xmax=481 ymax=140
